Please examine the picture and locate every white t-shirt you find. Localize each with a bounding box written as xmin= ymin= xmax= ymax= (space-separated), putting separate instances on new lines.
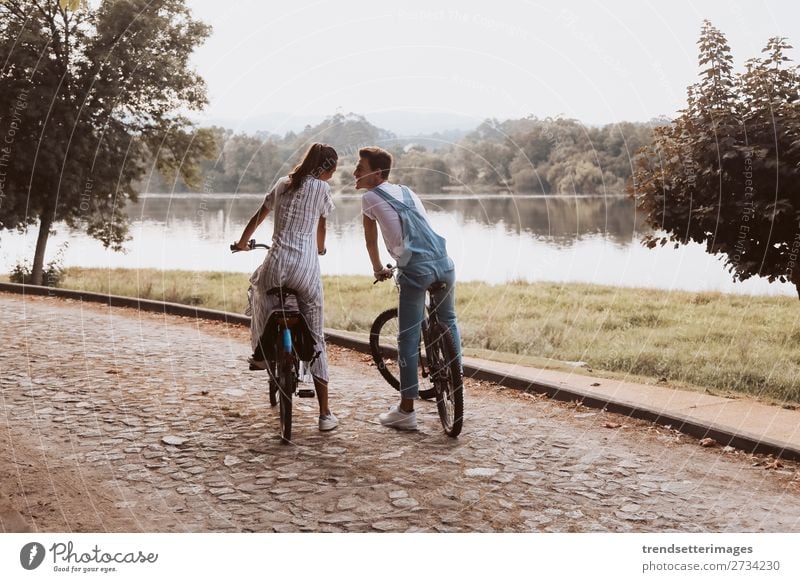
xmin=361 ymin=182 xmax=429 ymax=261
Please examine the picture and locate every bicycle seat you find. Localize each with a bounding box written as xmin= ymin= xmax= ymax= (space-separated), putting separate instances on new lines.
xmin=428 ymin=281 xmax=448 ymax=293
xmin=266 ymin=286 xmax=300 ymax=298
xmin=266 ymin=287 xmax=301 ymax=320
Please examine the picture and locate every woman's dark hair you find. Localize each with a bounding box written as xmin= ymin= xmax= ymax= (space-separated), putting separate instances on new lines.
xmin=358 ymin=146 xmax=392 ymax=180
xmin=287 ymin=143 xmax=338 ymax=192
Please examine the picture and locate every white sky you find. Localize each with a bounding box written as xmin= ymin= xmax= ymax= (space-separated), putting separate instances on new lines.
xmin=186 ymin=0 xmax=798 ymax=128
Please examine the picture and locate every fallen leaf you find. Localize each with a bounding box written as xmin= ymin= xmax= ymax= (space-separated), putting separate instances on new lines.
xmin=604 ymin=422 xmax=621 ymax=429
xmin=765 ymin=459 xmax=784 ymax=470
xmin=590 ymin=382 xmax=601 ymax=387
xmin=699 ymin=437 xmax=717 ymax=447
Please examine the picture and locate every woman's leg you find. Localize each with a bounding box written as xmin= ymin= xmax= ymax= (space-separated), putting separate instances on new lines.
xmin=295 ymin=282 xmax=330 ymax=415
xmin=313 ymin=376 xmax=329 ymax=416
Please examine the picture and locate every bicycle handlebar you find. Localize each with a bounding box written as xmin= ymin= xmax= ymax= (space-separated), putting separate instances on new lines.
xmin=373 ymin=263 xmax=396 ymax=285
xmin=230 ymin=239 xmax=270 ymax=253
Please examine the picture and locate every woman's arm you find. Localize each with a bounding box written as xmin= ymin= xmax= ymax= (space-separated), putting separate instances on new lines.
xmin=234 ymin=204 xmax=270 ymax=250
xmin=317 ymin=216 xmax=327 ymax=254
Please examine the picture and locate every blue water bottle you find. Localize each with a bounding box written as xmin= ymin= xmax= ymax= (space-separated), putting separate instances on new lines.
xmin=282 ymin=328 xmax=292 ymax=353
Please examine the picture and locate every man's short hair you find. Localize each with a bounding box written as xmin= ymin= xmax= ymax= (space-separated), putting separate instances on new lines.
xmin=359 ymin=147 xmax=392 ymax=180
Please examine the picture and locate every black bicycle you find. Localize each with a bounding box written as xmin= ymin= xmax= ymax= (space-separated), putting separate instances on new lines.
xmin=369 ymin=265 xmax=464 ymax=437
xmin=231 ymin=239 xmax=316 ymax=444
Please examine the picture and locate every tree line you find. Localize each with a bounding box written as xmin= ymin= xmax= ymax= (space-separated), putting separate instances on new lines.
xmin=143 ymin=113 xmax=659 ymax=196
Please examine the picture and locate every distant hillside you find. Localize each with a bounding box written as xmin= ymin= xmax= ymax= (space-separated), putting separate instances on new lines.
xmin=194 ymin=110 xmax=479 ymax=136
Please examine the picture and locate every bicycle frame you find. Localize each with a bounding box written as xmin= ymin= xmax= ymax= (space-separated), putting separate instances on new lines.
xmin=263 ymin=308 xmax=301 ymax=387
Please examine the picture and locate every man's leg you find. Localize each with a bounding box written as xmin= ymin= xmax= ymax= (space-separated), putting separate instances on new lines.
xmin=397 ymin=281 xmax=427 ymax=412
xmin=431 ymin=269 xmax=462 ymax=367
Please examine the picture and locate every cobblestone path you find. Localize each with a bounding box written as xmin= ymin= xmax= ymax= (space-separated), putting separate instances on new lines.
xmin=1 ymin=293 xmax=799 ymax=532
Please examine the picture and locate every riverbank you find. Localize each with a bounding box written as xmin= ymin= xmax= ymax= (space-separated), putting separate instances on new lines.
xmin=5 ymin=267 xmax=799 ymax=404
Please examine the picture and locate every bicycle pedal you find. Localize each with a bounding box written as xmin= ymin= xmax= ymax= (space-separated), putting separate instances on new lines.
xmin=297 ymin=389 xmax=316 ymax=398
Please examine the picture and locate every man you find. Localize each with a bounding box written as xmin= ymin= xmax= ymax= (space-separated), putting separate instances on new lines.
xmin=355 ymin=146 xmax=461 ymax=430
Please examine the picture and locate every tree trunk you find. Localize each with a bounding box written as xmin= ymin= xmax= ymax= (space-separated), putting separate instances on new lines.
xmin=796 ymin=281 xmax=800 ymax=301
xmin=31 ymin=211 xmax=53 ymax=286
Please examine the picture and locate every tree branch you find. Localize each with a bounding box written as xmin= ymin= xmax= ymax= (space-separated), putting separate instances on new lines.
xmin=31 ymin=0 xmax=64 ymax=64
xmin=0 ymin=0 xmax=28 ymax=20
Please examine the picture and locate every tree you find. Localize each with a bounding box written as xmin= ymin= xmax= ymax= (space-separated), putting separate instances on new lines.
xmin=222 ymin=134 xmax=282 ymax=193
xmin=629 ymin=21 xmax=800 ymax=297
xmin=392 ymin=150 xmax=452 ymax=194
xmin=0 ymin=0 xmax=216 ymax=284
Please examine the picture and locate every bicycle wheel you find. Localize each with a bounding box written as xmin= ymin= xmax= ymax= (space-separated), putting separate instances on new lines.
xmin=276 ymin=357 xmax=294 ymax=444
xmin=427 ymin=322 xmax=464 ymax=437
xmin=369 ymin=308 xmax=435 ymax=400
xmin=369 ymin=308 xmax=400 ymax=389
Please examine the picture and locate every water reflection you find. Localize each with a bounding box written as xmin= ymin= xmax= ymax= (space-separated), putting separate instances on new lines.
xmin=133 ymin=194 xmax=645 ymax=245
xmin=328 ymin=195 xmax=647 ymax=250
xmin=0 ymin=194 xmax=794 ymax=296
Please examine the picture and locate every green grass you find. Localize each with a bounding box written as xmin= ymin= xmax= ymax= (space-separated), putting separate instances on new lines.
xmin=5 ymin=267 xmax=800 ymax=404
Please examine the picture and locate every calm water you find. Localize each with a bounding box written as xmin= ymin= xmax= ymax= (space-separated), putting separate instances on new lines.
xmin=1 ymin=193 xmax=795 ymax=296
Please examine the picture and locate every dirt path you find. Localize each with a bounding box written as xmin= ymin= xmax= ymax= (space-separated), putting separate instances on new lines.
xmin=1 ymin=292 xmax=799 ymax=532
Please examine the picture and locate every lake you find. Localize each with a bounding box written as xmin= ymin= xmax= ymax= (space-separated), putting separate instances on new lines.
xmin=1 ymin=193 xmax=795 ymax=296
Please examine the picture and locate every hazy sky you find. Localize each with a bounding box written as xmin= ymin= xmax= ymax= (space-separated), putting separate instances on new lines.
xmin=186 ymin=0 xmax=798 ymax=130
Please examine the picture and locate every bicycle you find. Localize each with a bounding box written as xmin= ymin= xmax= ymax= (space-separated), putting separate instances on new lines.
xmin=369 ymin=265 xmax=464 ymax=437
xmin=231 ymin=239 xmax=317 ymax=444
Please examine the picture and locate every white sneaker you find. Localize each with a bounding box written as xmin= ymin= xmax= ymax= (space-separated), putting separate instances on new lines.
xmin=378 ymin=404 xmax=417 ymax=430
xmin=319 ymin=412 xmax=338 ymax=432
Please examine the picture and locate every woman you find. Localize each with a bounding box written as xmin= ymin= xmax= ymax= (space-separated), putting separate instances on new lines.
xmin=233 ymin=143 xmax=338 ymax=432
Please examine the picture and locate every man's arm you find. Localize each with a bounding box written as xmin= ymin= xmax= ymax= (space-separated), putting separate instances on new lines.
xmin=363 ymin=215 xmax=391 ymax=277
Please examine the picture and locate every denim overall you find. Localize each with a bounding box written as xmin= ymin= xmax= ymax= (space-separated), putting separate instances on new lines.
xmin=373 ymin=185 xmax=462 ymax=399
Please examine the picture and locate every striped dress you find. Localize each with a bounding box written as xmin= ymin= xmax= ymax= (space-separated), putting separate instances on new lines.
xmin=245 ymin=176 xmax=334 ymax=382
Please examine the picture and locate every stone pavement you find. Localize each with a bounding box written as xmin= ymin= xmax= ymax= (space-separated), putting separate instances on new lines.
xmin=1 ymin=292 xmax=800 ymax=533
xmin=459 ymin=357 xmax=800 ymax=459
